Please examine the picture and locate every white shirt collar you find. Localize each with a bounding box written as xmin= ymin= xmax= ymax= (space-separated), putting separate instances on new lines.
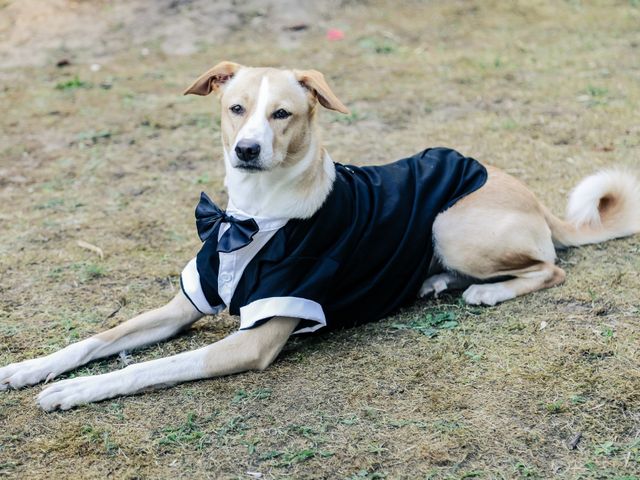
xmin=226 ymin=198 xmax=288 ymax=232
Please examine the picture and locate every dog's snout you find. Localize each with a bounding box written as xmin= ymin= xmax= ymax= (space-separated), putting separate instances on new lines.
xmin=235 ymin=140 xmax=261 ymax=162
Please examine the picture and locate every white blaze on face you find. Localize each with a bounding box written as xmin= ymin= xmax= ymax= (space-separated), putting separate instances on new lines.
xmin=233 ymin=76 xmax=274 ymax=165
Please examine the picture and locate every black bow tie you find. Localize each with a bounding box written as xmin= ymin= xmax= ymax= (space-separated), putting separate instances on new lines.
xmin=195 ymin=192 xmax=259 ymax=253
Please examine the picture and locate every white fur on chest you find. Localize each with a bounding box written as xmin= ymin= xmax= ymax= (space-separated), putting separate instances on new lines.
xmin=223 ymin=146 xmax=336 ymax=219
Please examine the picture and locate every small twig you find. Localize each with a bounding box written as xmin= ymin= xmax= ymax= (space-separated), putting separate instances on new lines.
xmin=77 ymin=240 xmax=104 ymax=259
xmin=399 ymin=444 xmax=418 ymax=454
xmin=106 ymin=296 xmax=127 ymax=319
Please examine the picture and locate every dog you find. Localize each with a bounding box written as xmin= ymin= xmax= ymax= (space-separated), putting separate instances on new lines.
xmin=1 ymin=62 xmax=638 ymax=411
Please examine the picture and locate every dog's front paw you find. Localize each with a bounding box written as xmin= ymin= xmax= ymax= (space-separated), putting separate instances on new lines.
xmin=38 ymin=375 xmax=101 ymax=411
xmin=462 ymin=284 xmax=515 ymax=306
xmin=37 ymin=369 xmax=129 ymax=411
xmin=0 ymin=358 xmax=57 ymax=391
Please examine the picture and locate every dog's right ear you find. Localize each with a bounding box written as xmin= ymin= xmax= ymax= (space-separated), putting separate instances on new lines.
xmin=183 ymin=61 xmax=242 ymax=96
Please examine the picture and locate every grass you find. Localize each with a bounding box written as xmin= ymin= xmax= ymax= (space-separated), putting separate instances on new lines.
xmin=80 ymin=424 xmax=119 ymax=455
xmin=1 ymin=0 xmax=640 ymax=478
xmin=390 ymin=306 xmax=463 ymax=338
xmin=54 ymin=76 xmax=91 ymax=91
xmin=157 ymin=412 xmax=210 ymax=450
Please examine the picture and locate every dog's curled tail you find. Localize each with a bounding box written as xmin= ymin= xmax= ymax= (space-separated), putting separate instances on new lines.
xmin=543 ymin=170 xmax=640 ymax=248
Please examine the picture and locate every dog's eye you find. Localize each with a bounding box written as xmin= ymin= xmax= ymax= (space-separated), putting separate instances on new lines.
xmin=230 ymin=104 xmax=245 ymax=115
xmin=272 ymin=108 xmax=291 ymax=120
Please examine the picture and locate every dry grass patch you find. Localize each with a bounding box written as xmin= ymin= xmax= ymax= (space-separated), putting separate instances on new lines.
xmin=1 ymin=0 xmax=640 ymax=478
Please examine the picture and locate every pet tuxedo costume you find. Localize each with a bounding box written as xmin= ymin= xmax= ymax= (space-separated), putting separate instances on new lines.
xmin=180 ymin=147 xmax=488 ymax=334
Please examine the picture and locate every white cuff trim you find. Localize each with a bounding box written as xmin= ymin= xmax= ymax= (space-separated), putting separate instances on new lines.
xmin=180 ymin=258 xmax=224 ymax=315
xmin=239 ymin=297 xmax=327 ymax=335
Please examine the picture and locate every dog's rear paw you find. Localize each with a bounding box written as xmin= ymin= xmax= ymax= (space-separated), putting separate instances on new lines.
xmin=0 ymin=358 xmax=56 ymax=391
xmin=462 ymin=284 xmax=516 ymax=306
xmin=418 ymin=273 xmax=452 ymax=298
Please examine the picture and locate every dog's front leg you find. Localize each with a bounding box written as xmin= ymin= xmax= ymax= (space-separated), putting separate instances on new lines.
xmin=37 ymin=316 xmax=298 ymax=411
xmin=0 ymin=291 xmax=202 ymax=390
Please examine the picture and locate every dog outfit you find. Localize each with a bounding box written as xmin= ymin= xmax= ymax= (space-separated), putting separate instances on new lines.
xmin=181 ymin=147 xmax=487 ymax=334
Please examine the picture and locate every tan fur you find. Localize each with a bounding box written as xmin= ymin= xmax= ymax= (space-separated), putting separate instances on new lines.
xmin=542 ymin=201 xmax=635 ymax=248
xmin=434 ymin=167 xmax=555 ymax=279
xmin=432 ymin=163 xmax=638 ymax=304
xmin=294 ymin=69 xmax=350 ymax=114
xmin=203 ymin=317 xmax=297 ymax=374
xmin=183 ymin=61 xmax=241 ymax=96
xmin=95 ymin=293 xmax=201 ymax=343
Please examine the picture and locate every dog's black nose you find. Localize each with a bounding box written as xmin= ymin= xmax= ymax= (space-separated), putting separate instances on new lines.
xmin=235 ymin=140 xmax=261 ymax=162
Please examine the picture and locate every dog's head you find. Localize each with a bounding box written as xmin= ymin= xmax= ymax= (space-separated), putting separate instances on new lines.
xmin=184 ymin=62 xmax=349 ymax=173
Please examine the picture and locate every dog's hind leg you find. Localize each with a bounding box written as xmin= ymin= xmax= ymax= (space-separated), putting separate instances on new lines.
xmin=461 ymin=262 xmax=565 ymax=306
xmin=431 ymin=165 xmax=566 ymax=306
xmin=0 ymin=291 xmax=203 ymax=390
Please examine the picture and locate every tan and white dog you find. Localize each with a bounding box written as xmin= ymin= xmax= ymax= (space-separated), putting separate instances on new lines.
xmin=1 ymin=62 xmax=639 ymax=411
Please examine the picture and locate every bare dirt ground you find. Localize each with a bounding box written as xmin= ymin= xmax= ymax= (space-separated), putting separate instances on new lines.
xmin=1 ymin=0 xmax=639 ymax=478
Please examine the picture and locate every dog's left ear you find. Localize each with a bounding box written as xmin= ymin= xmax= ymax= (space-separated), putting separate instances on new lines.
xmin=184 ymin=61 xmax=242 ymax=96
xmin=295 ymin=69 xmax=350 ymax=114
